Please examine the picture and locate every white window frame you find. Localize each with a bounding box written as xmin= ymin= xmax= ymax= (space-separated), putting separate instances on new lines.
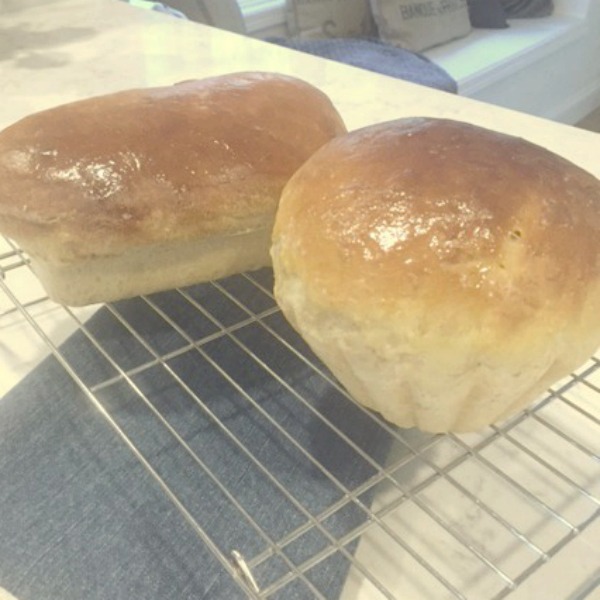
xmin=237 ymin=0 xmax=285 ymax=32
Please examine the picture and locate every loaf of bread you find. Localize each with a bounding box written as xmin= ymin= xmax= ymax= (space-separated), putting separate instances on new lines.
xmin=271 ymin=117 xmax=600 ymax=433
xmin=0 ymin=72 xmax=346 ymax=305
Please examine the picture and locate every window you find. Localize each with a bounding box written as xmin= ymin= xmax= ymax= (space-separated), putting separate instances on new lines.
xmin=238 ymin=0 xmax=283 ymax=12
xmin=237 ymin=0 xmax=285 ymax=32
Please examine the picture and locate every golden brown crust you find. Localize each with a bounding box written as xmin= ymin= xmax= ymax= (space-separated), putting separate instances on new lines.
xmin=273 ymin=118 xmax=600 ymax=335
xmin=0 ymin=72 xmax=346 ymax=262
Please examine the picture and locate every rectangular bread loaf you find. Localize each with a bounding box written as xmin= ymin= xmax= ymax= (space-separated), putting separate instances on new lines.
xmin=0 ymin=71 xmax=346 ymax=305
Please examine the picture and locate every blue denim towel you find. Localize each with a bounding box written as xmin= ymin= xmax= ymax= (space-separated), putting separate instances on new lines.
xmin=0 ymin=275 xmax=400 ymax=599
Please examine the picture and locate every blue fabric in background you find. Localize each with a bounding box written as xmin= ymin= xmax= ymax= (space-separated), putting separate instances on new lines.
xmin=0 ymin=279 xmax=397 ymax=599
xmin=266 ymin=37 xmax=458 ymax=93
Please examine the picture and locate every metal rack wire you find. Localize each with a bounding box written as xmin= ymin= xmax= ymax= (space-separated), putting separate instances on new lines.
xmin=1 ymin=234 xmax=599 ymax=599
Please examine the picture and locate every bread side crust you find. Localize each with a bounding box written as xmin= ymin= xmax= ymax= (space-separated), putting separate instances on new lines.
xmin=30 ymin=225 xmax=272 ymax=306
xmin=274 ymin=270 xmax=600 ymax=432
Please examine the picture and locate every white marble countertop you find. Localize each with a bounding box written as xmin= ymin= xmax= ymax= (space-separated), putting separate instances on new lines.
xmin=0 ymin=1 xmax=599 ymax=599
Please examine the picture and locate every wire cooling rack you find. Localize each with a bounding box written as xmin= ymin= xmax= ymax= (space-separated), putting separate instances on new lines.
xmin=1 ymin=234 xmax=599 ymax=600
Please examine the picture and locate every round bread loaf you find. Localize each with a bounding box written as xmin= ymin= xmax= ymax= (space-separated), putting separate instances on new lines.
xmin=271 ymin=117 xmax=600 ymax=433
xmin=0 ymin=72 xmax=346 ymax=305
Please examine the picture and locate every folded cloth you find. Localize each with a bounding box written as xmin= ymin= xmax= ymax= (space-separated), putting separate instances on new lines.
xmin=266 ymin=37 xmax=457 ymax=93
xmin=0 ymin=282 xmax=396 ymax=599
